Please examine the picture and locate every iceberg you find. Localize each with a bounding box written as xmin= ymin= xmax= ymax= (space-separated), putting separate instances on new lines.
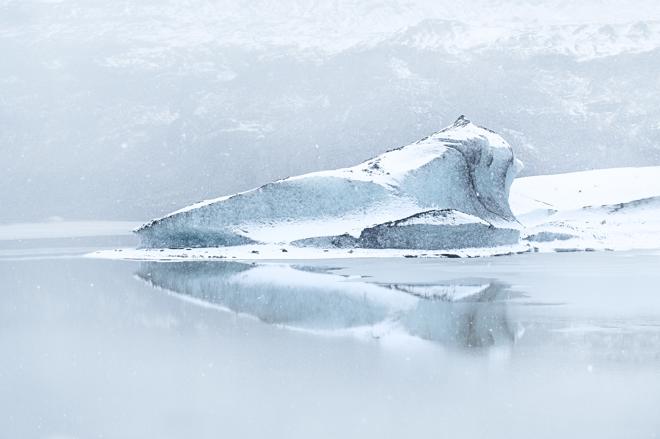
xmin=136 ymin=116 xmax=523 ymax=249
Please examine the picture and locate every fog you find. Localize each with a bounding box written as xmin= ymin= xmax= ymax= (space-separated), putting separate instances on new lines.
xmin=2 ymin=0 xmax=660 ymax=222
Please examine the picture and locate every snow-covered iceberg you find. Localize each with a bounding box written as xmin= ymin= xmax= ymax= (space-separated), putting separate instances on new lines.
xmin=136 ymin=116 xmax=522 ymax=249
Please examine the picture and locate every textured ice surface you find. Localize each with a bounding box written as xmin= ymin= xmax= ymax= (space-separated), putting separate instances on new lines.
xmin=137 ymin=116 xmax=521 ymax=249
xmin=357 ymin=209 xmax=520 ymax=249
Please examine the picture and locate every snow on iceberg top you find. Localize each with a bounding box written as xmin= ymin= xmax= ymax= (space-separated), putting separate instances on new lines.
xmin=292 ymin=115 xmax=511 ymax=187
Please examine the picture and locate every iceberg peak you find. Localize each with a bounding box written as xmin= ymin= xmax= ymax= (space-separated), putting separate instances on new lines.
xmin=452 ymin=114 xmax=470 ymax=127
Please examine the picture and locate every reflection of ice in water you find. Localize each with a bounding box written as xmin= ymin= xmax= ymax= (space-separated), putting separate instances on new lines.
xmin=137 ymin=261 xmax=523 ymax=349
xmin=4 ymin=253 xmax=660 ymax=439
xmin=399 ymin=285 xmax=521 ymax=348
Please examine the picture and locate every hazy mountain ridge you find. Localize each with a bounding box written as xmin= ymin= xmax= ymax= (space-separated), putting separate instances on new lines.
xmin=4 ymin=0 xmax=660 ymax=56
xmin=388 ymin=19 xmax=660 ymax=59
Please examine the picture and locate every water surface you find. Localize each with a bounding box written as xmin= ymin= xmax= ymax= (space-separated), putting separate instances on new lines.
xmin=2 ymin=245 xmax=659 ymax=438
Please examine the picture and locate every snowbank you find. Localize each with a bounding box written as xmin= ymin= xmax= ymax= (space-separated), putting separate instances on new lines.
xmin=510 ymin=166 xmax=660 ymax=252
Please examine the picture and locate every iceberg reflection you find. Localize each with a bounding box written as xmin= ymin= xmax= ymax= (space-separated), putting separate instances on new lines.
xmin=136 ymin=261 xmax=522 ymax=349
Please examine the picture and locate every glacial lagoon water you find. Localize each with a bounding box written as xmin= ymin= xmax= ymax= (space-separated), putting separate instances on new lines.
xmin=1 ymin=241 xmax=660 ymax=438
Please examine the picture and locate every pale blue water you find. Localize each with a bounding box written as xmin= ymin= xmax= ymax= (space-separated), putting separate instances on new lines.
xmin=1 ymin=243 xmax=659 ymax=438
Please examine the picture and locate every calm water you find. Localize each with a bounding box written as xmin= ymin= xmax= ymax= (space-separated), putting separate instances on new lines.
xmin=1 ymin=244 xmax=660 ymax=438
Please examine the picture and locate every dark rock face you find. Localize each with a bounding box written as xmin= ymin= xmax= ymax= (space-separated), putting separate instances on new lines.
xmin=358 ymin=221 xmax=519 ymax=250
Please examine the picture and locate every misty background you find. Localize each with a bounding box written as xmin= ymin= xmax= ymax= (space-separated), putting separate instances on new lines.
xmin=2 ymin=0 xmax=660 ymax=223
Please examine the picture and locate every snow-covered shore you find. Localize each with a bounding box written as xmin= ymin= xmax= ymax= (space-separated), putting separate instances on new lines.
xmin=511 ymin=166 xmax=660 ymax=253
